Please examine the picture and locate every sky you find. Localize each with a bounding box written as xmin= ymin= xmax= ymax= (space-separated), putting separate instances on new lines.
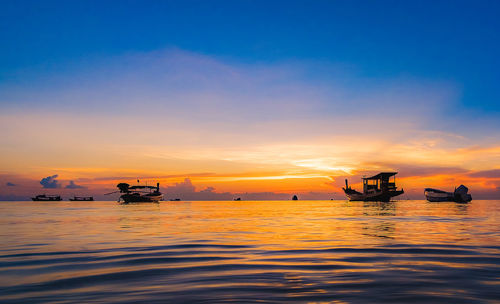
xmin=1 ymin=0 xmax=499 ymax=200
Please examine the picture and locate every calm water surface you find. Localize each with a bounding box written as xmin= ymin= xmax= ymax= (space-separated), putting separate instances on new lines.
xmin=0 ymin=200 xmax=499 ymax=303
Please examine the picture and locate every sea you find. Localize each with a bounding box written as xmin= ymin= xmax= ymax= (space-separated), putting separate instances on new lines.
xmin=0 ymin=200 xmax=498 ymax=303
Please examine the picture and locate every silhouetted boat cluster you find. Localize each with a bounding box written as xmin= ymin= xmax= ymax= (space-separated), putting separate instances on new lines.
xmin=31 ymin=171 xmax=473 ymax=203
xmin=342 ymin=172 xmax=472 ymax=202
xmin=32 ymin=195 xmax=94 ymax=201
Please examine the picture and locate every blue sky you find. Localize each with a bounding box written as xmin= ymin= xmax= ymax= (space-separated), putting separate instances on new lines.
xmin=1 ymin=0 xmax=499 ymax=199
xmin=1 ymin=0 xmax=499 ymax=112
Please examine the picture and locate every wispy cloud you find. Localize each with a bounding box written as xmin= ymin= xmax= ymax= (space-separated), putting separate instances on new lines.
xmin=0 ymin=49 xmax=499 ymax=199
xmin=467 ymin=169 xmax=500 ymax=178
xmin=65 ymin=180 xmax=86 ymax=189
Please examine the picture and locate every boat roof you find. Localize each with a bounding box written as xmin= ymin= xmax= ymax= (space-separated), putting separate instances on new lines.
xmin=362 ymin=172 xmax=398 ymax=180
xmin=129 ymin=185 xmax=157 ymax=190
xmin=424 ymin=188 xmax=448 ymax=193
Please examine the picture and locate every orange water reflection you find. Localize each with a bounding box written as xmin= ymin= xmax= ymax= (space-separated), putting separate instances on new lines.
xmin=0 ymin=200 xmax=499 ymax=302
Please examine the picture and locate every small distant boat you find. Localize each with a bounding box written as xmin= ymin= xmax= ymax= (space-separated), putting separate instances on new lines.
xmin=425 ymin=185 xmax=472 ymax=203
xmin=234 ymin=197 xmax=241 ymax=201
xmin=170 ymin=198 xmax=181 ymax=201
xmin=343 ymin=172 xmax=404 ymax=202
xmin=32 ymin=194 xmax=62 ymax=201
xmin=69 ymin=196 xmax=94 ymax=201
xmin=106 ymin=182 xmax=163 ymax=203
xmin=292 ymin=195 xmax=298 ymax=200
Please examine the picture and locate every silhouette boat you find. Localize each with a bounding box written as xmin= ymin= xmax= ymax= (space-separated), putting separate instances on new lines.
xmin=170 ymin=198 xmax=181 ymax=201
xmin=343 ymin=172 xmax=404 ymax=201
xmin=32 ymin=194 xmax=62 ymax=201
xmin=69 ymin=196 xmax=94 ymax=201
xmin=106 ymin=182 xmax=163 ymax=203
xmin=425 ymin=185 xmax=472 ymax=202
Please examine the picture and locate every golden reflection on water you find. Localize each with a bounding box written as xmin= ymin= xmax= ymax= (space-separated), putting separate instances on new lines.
xmin=0 ymin=200 xmax=498 ymax=250
xmin=0 ymin=200 xmax=499 ymax=302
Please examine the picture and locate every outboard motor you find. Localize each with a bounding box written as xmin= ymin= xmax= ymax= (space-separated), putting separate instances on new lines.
xmin=454 ymin=185 xmax=472 ymax=202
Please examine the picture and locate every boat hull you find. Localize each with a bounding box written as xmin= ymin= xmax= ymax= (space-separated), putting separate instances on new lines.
xmin=120 ymin=193 xmax=163 ymax=203
xmin=345 ymin=190 xmax=404 ymax=202
xmin=69 ymin=197 xmax=94 ymax=201
xmin=424 ymin=190 xmax=453 ymax=202
xmin=425 ymin=189 xmax=472 ymax=203
xmin=425 ymin=196 xmax=451 ymax=202
xmin=32 ymin=196 xmax=62 ymax=201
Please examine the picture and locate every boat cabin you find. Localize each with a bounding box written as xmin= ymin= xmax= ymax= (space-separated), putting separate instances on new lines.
xmin=362 ymin=172 xmax=398 ymax=193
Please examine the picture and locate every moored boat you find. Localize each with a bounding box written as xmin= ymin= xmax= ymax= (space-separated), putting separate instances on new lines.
xmin=425 ymin=185 xmax=472 ymax=202
xmin=69 ymin=196 xmax=94 ymax=201
xmin=32 ymin=194 xmax=62 ymax=201
xmin=343 ymin=172 xmax=404 ymax=202
xmin=106 ymin=182 xmax=163 ymax=203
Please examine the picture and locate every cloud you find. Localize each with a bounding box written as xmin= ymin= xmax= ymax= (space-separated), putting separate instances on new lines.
xmin=161 ymin=178 xmax=238 ymax=200
xmin=40 ymin=174 xmax=60 ymax=188
xmin=65 ymin=180 xmax=87 ymax=189
xmin=6 ymin=182 xmax=16 ymax=186
xmin=0 ymin=48 xmax=465 ymax=136
xmin=160 ymin=178 xmax=337 ymax=200
xmin=164 ymin=178 xmax=196 ymax=194
xmin=161 ymin=178 xmax=230 ymax=200
xmin=467 ymin=169 xmax=500 ymax=178
xmin=355 ymin=163 xmax=470 ymax=179
xmin=199 ymin=186 xmax=216 ymax=193
xmin=86 ymin=172 xmax=216 ymax=182
xmin=0 ymin=49 xmax=499 ymax=200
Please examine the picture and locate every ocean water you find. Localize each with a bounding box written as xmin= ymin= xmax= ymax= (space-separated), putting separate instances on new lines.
xmin=0 ymin=200 xmax=499 ymax=303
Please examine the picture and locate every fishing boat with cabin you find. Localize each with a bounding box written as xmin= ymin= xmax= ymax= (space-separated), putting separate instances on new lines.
xmin=106 ymin=181 xmax=163 ymax=203
xmin=343 ymin=172 xmax=404 ymax=201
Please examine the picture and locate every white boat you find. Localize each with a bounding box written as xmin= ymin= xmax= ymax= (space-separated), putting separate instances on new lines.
xmin=424 ymin=185 xmax=472 ymax=202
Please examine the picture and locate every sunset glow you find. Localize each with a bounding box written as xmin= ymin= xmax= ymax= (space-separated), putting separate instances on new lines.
xmin=1 ymin=2 xmax=500 ymax=303
xmin=1 ymin=2 xmax=499 ymax=200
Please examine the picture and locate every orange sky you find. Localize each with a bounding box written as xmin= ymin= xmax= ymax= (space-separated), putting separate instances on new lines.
xmin=0 ymin=51 xmax=499 ymax=200
xmin=1 ymin=124 xmax=499 ymax=200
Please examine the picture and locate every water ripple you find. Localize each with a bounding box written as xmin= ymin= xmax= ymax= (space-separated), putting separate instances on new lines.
xmin=0 ymin=200 xmax=499 ymax=303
